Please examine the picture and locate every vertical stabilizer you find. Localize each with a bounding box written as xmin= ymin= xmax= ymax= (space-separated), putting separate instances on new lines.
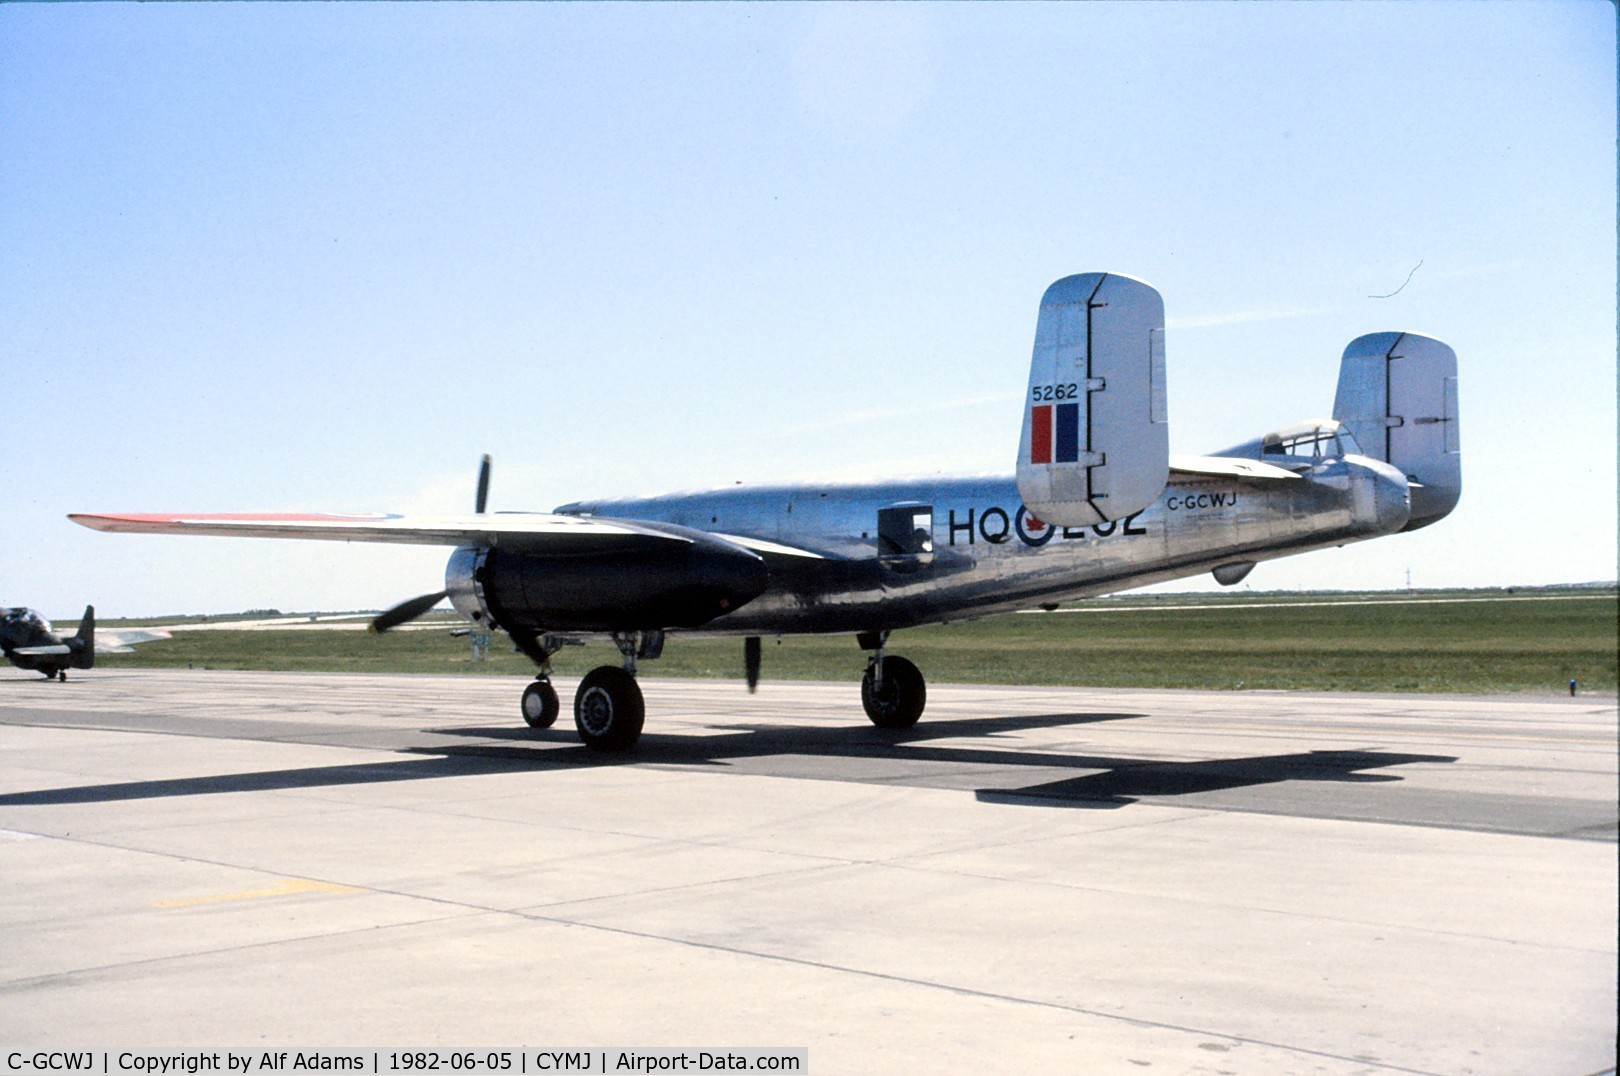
xmin=1015 ymin=273 xmax=1169 ymax=527
xmin=72 ymin=604 xmax=95 ymax=669
xmin=1334 ymin=332 xmax=1461 ymax=529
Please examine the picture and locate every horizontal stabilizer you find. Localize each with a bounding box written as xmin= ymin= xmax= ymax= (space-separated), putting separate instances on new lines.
xmin=12 ymin=644 xmax=72 ymax=656
xmin=1016 ymin=273 xmax=1169 ymax=527
xmin=1169 ymin=454 xmax=1301 ymax=482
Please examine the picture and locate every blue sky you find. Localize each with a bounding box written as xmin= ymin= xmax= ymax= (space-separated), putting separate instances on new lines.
xmin=3 ymin=2 xmax=1614 ymax=618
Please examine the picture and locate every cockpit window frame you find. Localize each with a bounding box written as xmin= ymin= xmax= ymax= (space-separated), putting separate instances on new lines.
xmin=1261 ymin=421 xmax=1359 ymax=461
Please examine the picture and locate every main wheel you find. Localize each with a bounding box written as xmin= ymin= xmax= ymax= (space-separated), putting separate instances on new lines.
xmin=861 ymin=655 xmax=926 ymax=729
xmin=520 ymin=679 xmax=560 ymax=728
xmin=573 ymin=666 xmax=645 ymax=751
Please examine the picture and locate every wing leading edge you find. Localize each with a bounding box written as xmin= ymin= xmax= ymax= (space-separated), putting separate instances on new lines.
xmin=68 ymin=511 xmax=832 ymax=560
xmin=68 ymin=512 xmax=696 ymax=554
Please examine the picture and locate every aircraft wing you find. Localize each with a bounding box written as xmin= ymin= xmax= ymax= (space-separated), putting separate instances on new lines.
xmin=98 ymin=628 xmax=173 ymax=652
xmin=1168 ymin=454 xmax=1302 ymax=481
xmin=68 ymin=512 xmax=699 ymax=554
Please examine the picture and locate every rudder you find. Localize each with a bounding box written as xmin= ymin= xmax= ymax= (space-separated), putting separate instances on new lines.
xmin=72 ymin=604 xmax=95 ymax=669
xmin=1333 ymin=332 xmax=1460 ymax=529
xmin=1016 ymin=273 xmax=1169 ymax=527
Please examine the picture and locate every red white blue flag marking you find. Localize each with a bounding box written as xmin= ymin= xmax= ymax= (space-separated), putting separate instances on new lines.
xmin=1030 ymin=403 xmax=1080 ymax=465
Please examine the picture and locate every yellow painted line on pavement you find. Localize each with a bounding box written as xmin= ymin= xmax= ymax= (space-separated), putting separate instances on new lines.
xmin=154 ymin=878 xmax=361 ymax=908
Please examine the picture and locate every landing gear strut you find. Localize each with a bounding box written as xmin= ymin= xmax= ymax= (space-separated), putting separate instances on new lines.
xmin=511 ymin=629 xmax=660 ymax=750
xmin=512 ymin=632 xmax=570 ymax=730
xmin=858 ymin=631 xmax=926 ymax=729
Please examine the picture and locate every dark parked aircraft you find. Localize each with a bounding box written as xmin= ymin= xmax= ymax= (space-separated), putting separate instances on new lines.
xmin=1 ymin=605 xmax=169 ymax=680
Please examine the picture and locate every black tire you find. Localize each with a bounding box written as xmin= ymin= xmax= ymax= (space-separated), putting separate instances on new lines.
xmin=520 ymin=679 xmax=560 ymax=729
xmin=573 ymin=666 xmax=645 ymax=751
xmin=861 ymin=655 xmax=926 ymax=729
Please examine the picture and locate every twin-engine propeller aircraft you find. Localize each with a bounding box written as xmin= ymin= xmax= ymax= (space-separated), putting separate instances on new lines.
xmin=72 ymin=272 xmax=1460 ymax=750
xmin=2 ymin=605 xmax=170 ymax=680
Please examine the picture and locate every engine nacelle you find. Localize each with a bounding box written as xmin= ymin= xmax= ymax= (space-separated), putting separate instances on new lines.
xmin=445 ymin=528 xmax=768 ymax=634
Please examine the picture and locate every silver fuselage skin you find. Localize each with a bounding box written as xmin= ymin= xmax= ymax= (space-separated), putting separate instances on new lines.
xmin=534 ymin=454 xmax=1412 ymax=637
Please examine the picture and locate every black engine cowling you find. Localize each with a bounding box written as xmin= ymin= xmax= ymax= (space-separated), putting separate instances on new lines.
xmin=445 ymin=527 xmax=768 ymax=633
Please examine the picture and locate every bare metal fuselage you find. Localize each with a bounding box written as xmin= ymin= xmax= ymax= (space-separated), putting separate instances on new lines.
xmin=66 ymin=272 xmax=1459 ymax=751
xmin=536 ymin=454 xmax=1411 ymax=637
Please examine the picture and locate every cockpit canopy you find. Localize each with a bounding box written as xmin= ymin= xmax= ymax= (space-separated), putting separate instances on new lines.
xmin=1260 ymin=419 xmax=1363 ymax=461
xmin=1209 ymin=420 xmax=1365 ymax=466
xmin=1 ymin=607 xmax=51 ymax=632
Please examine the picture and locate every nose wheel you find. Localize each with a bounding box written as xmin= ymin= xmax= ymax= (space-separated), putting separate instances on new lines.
xmin=520 ymin=679 xmax=560 ymax=728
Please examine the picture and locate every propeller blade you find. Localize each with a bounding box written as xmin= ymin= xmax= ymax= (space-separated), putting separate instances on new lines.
xmin=475 ymin=454 xmax=491 ymax=514
xmin=371 ymin=590 xmax=449 ymax=633
xmin=744 ymin=636 xmax=761 ymax=694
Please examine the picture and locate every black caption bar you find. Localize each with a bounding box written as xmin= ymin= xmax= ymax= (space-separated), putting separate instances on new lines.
xmin=2 ymin=1051 xmax=808 ymax=1076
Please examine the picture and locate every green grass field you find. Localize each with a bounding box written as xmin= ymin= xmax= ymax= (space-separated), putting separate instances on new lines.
xmin=89 ymin=590 xmax=1618 ymax=695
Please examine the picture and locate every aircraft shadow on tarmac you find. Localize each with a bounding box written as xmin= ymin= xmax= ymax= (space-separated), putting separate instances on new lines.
xmin=0 ymin=709 xmax=1457 ymax=809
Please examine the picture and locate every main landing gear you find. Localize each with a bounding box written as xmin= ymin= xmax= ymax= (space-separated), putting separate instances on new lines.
xmin=515 ymin=628 xmax=929 ymax=750
xmin=518 ymin=630 xmax=659 ymax=752
xmin=858 ymin=630 xmax=926 ymax=729
xmin=573 ymin=664 xmax=644 ymax=751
